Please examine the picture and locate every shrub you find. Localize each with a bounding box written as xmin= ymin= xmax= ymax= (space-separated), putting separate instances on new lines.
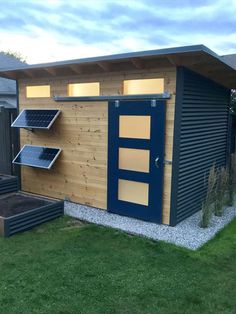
xmin=214 ymin=167 xmax=229 ymax=216
xmin=200 ymin=164 xmax=217 ymax=228
xmin=200 ymin=156 xmax=236 ymax=228
xmin=228 ymin=154 xmax=236 ymax=206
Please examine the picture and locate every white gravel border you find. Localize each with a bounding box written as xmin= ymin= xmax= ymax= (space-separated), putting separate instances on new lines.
xmin=64 ymin=201 xmax=236 ymax=250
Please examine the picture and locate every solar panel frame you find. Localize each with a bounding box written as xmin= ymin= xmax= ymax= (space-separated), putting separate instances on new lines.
xmin=11 ymin=109 xmax=61 ymax=129
xmin=12 ymin=145 xmax=62 ymax=170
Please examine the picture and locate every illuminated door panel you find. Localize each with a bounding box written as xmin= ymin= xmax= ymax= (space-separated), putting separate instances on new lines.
xmin=119 ymin=148 xmax=150 ymax=173
xmin=118 ymin=179 xmax=149 ymax=206
xmin=119 ymin=115 xmax=150 ymax=139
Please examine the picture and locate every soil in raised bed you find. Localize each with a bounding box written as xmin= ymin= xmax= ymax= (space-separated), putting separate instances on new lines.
xmin=0 ymin=193 xmax=52 ymax=217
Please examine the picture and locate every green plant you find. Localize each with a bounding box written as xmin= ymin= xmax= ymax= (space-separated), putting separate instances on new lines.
xmin=0 ymin=216 xmax=236 ymax=314
xmin=230 ymin=89 xmax=236 ymax=113
xmin=214 ymin=167 xmax=229 ymax=216
xmin=228 ymin=154 xmax=236 ymax=206
xmin=0 ymin=50 xmax=26 ymax=63
xmin=200 ymin=164 xmax=218 ymax=228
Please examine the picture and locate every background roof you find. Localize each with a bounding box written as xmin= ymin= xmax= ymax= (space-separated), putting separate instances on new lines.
xmin=221 ymin=54 xmax=236 ymax=70
xmin=0 ymin=53 xmax=25 ymax=95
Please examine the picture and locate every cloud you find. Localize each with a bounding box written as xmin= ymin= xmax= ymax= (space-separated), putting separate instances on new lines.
xmin=0 ymin=0 xmax=235 ymax=64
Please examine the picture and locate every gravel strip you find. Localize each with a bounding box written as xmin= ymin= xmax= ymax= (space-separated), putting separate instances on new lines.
xmin=64 ymin=201 xmax=236 ymax=250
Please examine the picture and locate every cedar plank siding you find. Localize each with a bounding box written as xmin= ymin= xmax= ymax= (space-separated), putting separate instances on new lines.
xmin=18 ymin=66 xmax=177 ymax=224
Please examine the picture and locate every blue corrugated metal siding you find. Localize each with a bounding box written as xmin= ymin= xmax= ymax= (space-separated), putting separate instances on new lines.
xmin=171 ymin=67 xmax=230 ymax=225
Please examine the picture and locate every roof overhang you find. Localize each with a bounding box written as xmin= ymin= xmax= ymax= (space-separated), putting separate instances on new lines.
xmin=0 ymin=45 xmax=235 ymax=89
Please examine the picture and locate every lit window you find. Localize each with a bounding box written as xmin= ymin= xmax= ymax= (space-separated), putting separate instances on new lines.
xmin=26 ymin=85 xmax=50 ymax=98
xmin=68 ymin=82 xmax=100 ymax=97
xmin=123 ymin=78 xmax=164 ymax=95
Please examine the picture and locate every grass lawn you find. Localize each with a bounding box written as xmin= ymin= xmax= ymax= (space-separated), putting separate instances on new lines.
xmin=0 ymin=217 xmax=235 ymax=314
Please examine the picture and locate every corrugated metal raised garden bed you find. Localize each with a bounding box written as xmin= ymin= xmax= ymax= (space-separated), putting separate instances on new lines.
xmin=0 ymin=174 xmax=18 ymax=195
xmin=0 ymin=192 xmax=64 ymax=237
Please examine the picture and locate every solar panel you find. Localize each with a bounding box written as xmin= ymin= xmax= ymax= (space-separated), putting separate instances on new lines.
xmin=13 ymin=145 xmax=61 ymax=169
xmin=11 ymin=109 xmax=60 ymax=129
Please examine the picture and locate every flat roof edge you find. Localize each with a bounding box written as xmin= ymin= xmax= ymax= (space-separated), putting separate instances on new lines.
xmin=0 ymin=44 xmax=223 ymax=73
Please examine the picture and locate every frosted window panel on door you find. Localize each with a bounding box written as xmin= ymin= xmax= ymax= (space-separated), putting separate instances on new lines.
xmin=123 ymin=78 xmax=164 ymax=95
xmin=118 ymin=179 xmax=149 ymax=206
xmin=119 ymin=115 xmax=151 ymax=139
xmin=119 ymin=148 xmax=150 ymax=173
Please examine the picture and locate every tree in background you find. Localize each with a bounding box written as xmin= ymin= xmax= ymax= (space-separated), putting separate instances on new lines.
xmin=0 ymin=50 xmax=26 ymax=63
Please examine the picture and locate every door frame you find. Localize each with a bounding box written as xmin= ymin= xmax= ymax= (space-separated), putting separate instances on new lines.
xmin=107 ymin=98 xmax=166 ymax=223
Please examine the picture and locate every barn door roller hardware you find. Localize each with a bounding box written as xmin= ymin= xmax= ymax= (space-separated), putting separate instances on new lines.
xmin=151 ymin=99 xmax=157 ymax=107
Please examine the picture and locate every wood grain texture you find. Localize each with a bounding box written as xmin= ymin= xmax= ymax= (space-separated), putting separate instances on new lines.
xmin=18 ymin=66 xmax=176 ymax=224
xmin=19 ymin=100 xmax=108 ymax=209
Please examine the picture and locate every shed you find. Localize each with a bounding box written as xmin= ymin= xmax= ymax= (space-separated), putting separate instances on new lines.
xmin=0 ymin=44 xmax=235 ymax=226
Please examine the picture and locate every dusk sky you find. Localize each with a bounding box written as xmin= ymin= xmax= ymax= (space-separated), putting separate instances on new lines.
xmin=0 ymin=0 xmax=235 ymax=64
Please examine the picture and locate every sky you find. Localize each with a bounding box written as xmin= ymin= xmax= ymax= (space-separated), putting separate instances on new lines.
xmin=0 ymin=0 xmax=236 ymax=64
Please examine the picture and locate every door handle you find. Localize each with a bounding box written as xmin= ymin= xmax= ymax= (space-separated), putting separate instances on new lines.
xmin=155 ymin=156 xmax=160 ymax=168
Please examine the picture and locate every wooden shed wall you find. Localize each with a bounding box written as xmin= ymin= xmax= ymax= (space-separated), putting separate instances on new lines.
xmin=18 ymin=66 xmax=176 ymax=224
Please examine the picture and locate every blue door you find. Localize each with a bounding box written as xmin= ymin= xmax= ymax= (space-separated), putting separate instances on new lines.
xmin=108 ymin=99 xmax=166 ymax=223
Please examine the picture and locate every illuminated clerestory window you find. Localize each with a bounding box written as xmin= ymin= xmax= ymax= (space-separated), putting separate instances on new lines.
xmin=26 ymin=85 xmax=50 ymax=98
xmin=123 ymin=78 xmax=164 ymax=95
xmin=68 ymin=82 xmax=100 ymax=97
